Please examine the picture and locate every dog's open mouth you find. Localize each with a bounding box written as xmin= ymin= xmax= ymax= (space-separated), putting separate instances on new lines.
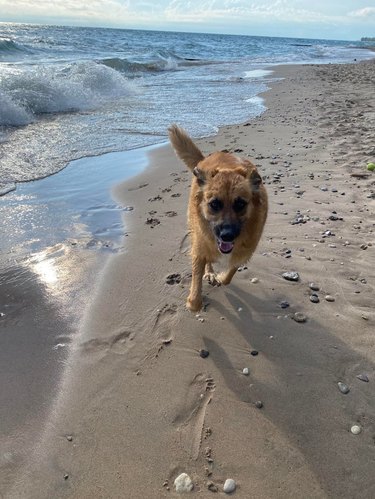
xmin=218 ymin=240 xmax=234 ymax=254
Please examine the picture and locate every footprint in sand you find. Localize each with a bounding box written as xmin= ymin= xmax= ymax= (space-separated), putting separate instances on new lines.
xmin=80 ymin=330 xmax=135 ymax=358
xmin=179 ymin=232 xmax=190 ymax=254
xmin=147 ymin=304 xmax=179 ymax=358
xmin=145 ymin=217 xmax=160 ymax=228
xmin=128 ymin=183 xmax=148 ymax=191
xmin=173 ymin=373 xmax=215 ymax=460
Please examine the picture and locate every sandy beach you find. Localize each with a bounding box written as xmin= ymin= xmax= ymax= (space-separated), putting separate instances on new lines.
xmin=2 ymin=59 xmax=375 ymax=498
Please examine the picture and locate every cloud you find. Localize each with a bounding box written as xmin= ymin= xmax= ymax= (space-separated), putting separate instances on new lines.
xmin=349 ymin=7 xmax=375 ymax=18
xmin=164 ymin=0 xmax=334 ymax=25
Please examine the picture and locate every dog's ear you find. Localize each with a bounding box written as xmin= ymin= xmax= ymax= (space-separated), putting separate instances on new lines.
xmin=193 ymin=166 xmax=206 ymax=186
xmin=250 ymin=169 xmax=262 ymax=192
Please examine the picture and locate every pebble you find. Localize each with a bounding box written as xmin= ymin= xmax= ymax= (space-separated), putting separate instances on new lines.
xmin=200 ymin=349 xmax=209 ymax=359
xmin=251 ymin=277 xmax=259 ymax=283
xmin=242 ymin=368 xmax=250 ymax=375
xmin=174 ymin=473 xmax=194 ymax=493
xmin=255 ymin=400 xmax=263 ymax=409
xmin=338 ymin=382 xmax=350 ymax=394
xmin=310 ymin=294 xmax=320 ymax=303
xmin=350 ymin=425 xmax=362 ymax=435
xmin=309 ymin=283 xmax=320 ymax=291
xmin=250 ymin=350 xmax=259 ymax=356
xmin=356 ymin=374 xmax=369 ymax=382
xmin=292 ymin=312 xmax=307 ymax=323
xmin=325 ymin=295 xmax=335 ymax=302
xmin=207 ymin=482 xmax=218 ymax=492
xmin=282 ymin=271 xmax=300 ymax=282
xmin=280 ymin=300 xmax=290 ymax=309
xmin=223 ymin=478 xmax=236 ymax=494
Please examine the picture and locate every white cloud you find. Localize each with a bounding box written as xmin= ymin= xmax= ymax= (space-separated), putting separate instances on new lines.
xmin=349 ymin=7 xmax=375 ymax=18
xmin=0 ymin=0 xmax=374 ymax=39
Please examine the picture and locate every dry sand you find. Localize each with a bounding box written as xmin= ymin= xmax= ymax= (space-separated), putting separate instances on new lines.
xmin=4 ymin=61 xmax=375 ymax=498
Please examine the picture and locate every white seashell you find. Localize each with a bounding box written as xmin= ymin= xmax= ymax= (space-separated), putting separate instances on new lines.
xmin=350 ymin=425 xmax=362 ymax=435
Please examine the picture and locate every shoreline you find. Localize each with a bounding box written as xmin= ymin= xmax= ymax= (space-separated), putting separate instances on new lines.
xmin=2 ymin=59 xmax=375 ymax=497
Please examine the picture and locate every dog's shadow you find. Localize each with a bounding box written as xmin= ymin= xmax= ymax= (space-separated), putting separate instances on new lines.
xmin=201 ymin=282 xmax=375 ymax=498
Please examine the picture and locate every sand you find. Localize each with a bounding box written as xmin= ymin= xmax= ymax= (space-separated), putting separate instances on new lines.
xmin=2 ymin=60 xmax=375 ymax=498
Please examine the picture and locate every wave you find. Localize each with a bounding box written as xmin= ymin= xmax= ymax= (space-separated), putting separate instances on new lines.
xmin=0 ymin=38 xmax=33 ymax=58
xmin=99 ymin=51 xmax=207 ymax=76
xmin=0 ymin=61 xmax=138 ymax=127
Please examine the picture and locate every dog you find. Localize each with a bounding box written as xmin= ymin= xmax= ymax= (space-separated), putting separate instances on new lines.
xmin=168 ymin=125 xmax=268 ymax=312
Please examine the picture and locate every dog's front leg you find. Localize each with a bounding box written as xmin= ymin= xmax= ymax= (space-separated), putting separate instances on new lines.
xmin=217 ymin=266 xmax=238 ymax=286
xmin=187 ymin=256 xmax=206 ymax=311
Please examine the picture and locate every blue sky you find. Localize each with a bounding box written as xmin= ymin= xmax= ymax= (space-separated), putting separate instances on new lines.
xmin=0 ymin=0 xmax=374 ymax=40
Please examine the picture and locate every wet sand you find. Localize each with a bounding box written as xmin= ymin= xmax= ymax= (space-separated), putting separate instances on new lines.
xmin=2 ymin=60 xmax=375 ymax=498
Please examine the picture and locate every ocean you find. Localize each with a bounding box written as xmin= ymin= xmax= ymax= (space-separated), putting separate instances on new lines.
xmin=1 ymin=23 xmax=374 ymax=196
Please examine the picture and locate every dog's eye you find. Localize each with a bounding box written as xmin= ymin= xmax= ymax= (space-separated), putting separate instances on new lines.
xmin=209 ymin=199 xmax=223 ymax=212
xmin=233 ymin=198 xmax=248 ymax=213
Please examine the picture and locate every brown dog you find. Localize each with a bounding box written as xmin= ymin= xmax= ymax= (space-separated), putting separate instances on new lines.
xmin=168 ymin=125 xmax=268 ymax=312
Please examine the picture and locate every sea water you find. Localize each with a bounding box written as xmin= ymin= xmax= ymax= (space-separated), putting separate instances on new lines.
xmin=0 ymin=23 xmax=374 ymax=195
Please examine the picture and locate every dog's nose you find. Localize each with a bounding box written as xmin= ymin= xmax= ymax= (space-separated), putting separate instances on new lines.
xmin=219 ymin=224 xmax=240 ymax=242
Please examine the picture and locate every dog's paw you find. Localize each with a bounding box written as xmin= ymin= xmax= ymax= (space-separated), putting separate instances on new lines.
xmin=186 ymin=296 xmax=203 ymax=312
xmin=203 ymin=272 xmax=222 ymax=287
xmin=216 ymin=271 xmax=233 ymax=286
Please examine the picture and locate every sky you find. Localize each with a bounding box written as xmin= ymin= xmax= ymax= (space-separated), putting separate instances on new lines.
xmin=0 ymin=0 xmax=374 ymax=41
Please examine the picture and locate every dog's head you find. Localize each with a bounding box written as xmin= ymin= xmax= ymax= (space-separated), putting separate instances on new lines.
xmin=168 ymin=125 xmax=264 ymax=255
xmin=193 ymin=153 xmax=262 ymax=254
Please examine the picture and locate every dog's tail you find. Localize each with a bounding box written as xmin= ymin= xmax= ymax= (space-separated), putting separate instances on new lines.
xmin=168 ymin=124 xmax=205 ymax=171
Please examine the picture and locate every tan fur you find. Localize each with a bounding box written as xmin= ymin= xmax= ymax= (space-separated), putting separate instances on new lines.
xmin=168 ymin=124 xmax=268 ymax=312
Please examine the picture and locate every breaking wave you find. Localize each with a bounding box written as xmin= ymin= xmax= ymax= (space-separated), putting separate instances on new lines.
xmin=0 ymin=61 xmax=137 ymax=126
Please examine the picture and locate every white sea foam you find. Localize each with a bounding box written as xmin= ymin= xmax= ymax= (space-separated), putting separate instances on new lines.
xmin=244 ymin=69 xmax=274 ymax=78
xmin=0 ymin=61 xmax=136 ymax=126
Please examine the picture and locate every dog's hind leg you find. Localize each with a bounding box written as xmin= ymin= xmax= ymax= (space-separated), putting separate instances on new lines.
xmin=217 ymin=266 xmax=238 ymax=286
xmin=187 ymin=256 xmax=206 ymax=312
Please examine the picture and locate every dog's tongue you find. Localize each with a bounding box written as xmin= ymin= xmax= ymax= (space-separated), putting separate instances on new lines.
xmin=219 ymin=241 xmax=234 ymax=253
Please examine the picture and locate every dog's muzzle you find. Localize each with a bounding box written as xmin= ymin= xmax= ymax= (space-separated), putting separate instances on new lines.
xmin=215 ymin=223 xmax=241 ymax=254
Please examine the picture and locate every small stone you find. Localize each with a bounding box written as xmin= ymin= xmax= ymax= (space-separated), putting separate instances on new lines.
xmin=309 ymin=283 xmax=320 ymax=291
xmin=174 ymin=473 xmax=194 ymax=493
xmin=310 ymin=294 xmax=320 ymax=303
xmin=242 ymin=368 xmax=250 ymax=375
xmin=223 ymin=478 xmax=236 ymax=494
xmin=207 ymin=481 xmax=218 ymax=492
xmin=251 ymin=277 xmax=259 ymax=283
xmin=325 ymin=295 xmax=335 ymax=302
xmin=338 ymin=382 xmax=350 ymax=394
xmin=360 ymin=244 xmax=368 ymax=250
xmin=280 ymin=301 xmax=290 ymax=309
xmin=255 ymin=400 xmax=263 ymax=409
xmin=250 ymin=350 xmax=259 ymax=356
xmin=356 ymin=374 xmax=369 ymax=382
xmin=282 ymin=271 xmax=300 ymax=282
xmin=292 ymin=312 xmax=307 ymax=323
xmin=64 ymin=474 xmax=69 ymax=480
xmin=200 ymin=349 xmax=209 ymax=359
xmin=66 ymin=435 xmax=73 ymax=442
xmin=350 ymin=425 xmax=362 ymax=435
xmin=0 ymin=312 xmax=5 ymax=318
